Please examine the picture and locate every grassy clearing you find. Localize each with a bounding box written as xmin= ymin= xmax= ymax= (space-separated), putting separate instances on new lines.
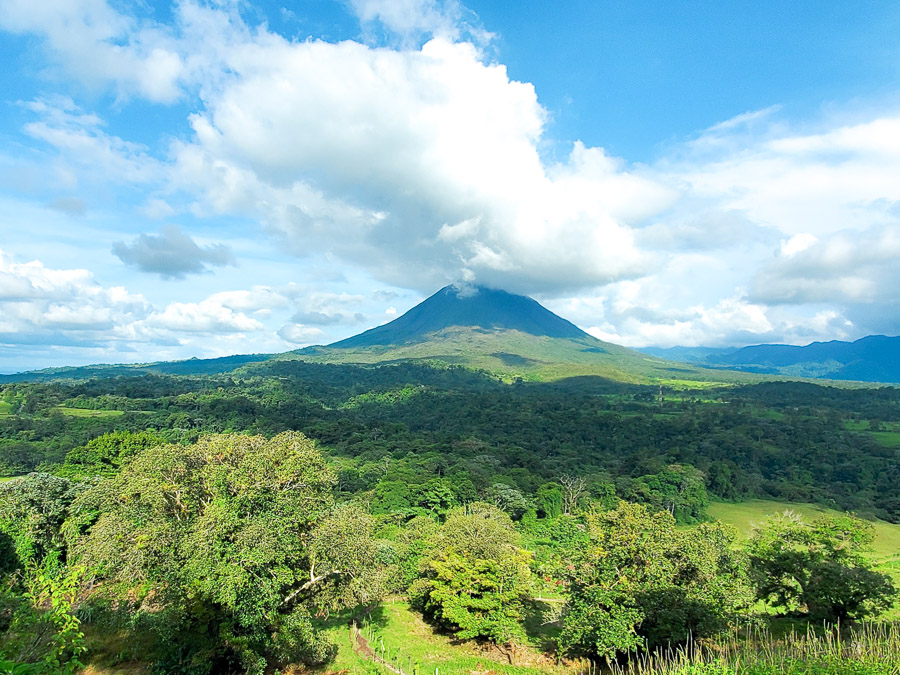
xmin=707 ymin=500 xmax=900 ymax=560
xmin=0 ymin=400 xmax=12 ymax=416
xmin=841 ymin=420 xmax=900 ymax=447
xmin=870 ymin=430 xmax=900 ymax=448
xmin=54 ymin=407 xmax=125 ymax=418
xmin=316 ymin=600 xmax=565 ymax=675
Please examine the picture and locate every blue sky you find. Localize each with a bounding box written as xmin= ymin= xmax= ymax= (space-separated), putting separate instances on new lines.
xmin=1 ymin=0 xmax=900 ymax=372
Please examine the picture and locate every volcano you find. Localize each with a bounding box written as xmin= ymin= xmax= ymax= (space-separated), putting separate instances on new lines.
xmin=331 ymin=285 xmax=589 ymax=348
xmin=293 ymin=285 xmax=741 ymax=384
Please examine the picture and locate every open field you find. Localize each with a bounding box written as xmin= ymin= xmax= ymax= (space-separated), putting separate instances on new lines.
xmin=707 ymin=499 xmax=900 ymax=560
xmin=842 ymin=420 xmax=900 ymax=448
xmin=317 ymin=600 xmax=567 ymax=675
xmin=54 ymin=407 xmax=126 ymax=419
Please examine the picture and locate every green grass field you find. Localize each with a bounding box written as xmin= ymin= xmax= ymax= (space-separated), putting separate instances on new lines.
xmin=0 ymin=400 xmax=12 ymax=417
xmin=316 ymin=600 xmax=568 ymax=675
xmin=707 ymin=499 xmax=900 ymax=560
xmin=54 ymin=406 xmax=125 ymax=418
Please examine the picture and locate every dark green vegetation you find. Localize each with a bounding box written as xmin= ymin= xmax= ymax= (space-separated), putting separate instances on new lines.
xmin=2 ymin=365 xmax=898 ymax=522
xmin=0 ymin=355 xmax=898 ymax=672
xmin=645 ymin=334 xmax=900 ymax=383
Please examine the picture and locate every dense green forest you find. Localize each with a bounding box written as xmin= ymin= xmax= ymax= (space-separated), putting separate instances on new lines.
xmin=2 ymin=362 xmax=899 ymax=522
xmin=1 ymin=362 xmax=898 ymax=673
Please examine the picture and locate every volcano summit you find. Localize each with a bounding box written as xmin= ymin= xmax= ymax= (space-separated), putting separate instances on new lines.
xmin=293 ymin=285 xmax=734 ymax=384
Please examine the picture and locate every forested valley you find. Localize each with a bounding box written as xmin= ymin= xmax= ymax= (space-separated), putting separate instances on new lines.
xmin=1 ymin=361 xmax=899 ymax=673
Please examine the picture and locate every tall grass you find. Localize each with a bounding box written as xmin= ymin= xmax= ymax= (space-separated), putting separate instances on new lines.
xmin=575 ymin=623 xmax=900 ymax=675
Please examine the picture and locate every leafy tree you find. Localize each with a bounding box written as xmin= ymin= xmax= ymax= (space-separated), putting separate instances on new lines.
xmin=748 ymin=512 xmax=896 ymax=622
xmin=410 ymin=503 xmax=531 ymax=646
xmin=67 ymin=432 xmax=386 ymax=672
xmin=55 ymin=430 xmax=162 ymax=480
xmin=0 ymin=474 xmax=87 ymax=569
xmin=486 ymin=483 xmax=531 ymax=520
xmin=559 ymin=501 xmax=753 ymax=658
xmin=0 ymin=566 xmax=87 ymax=674
xmin=536 ymin=482 xmax=563 ymax=518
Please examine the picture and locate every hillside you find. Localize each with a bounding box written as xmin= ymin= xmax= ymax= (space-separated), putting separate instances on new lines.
xmin=644 ymin=335 xmax=900 ymax=383
xmin=332 ymin=285 xmax=589 ymax=347
xmin=0 ymin=353 xmax=274 ymax=383
xmin=292 ymin=285 xmax=752 ymax=384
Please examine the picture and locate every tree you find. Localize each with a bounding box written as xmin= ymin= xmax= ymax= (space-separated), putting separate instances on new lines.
xmin=410 ymin=503 xmax=531 ymax=647
xmin=67 ymin=432 xmax=386 ymax=673
xmin=559 ymin=474 xmax=587 ymax=515
xmin=559 ymin=501 xmax=753 ymax=659
xmin=56 ymin=430 xmax=162 ymax=480
xmin=0 ymin=474 xmax=87 ymax=569
xmin=748 ymin=511 xmax=896 ymax=622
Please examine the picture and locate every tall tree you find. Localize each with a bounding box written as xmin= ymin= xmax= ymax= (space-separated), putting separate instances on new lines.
xmin=67 ymin=432 xmax=386 ymax=673
xmin=748 ymin=512 xmax=895 ymax=622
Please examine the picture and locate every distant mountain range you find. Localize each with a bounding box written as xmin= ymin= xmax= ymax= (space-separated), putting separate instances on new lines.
xmin=642 ymin=335 xmax=900 ymax=383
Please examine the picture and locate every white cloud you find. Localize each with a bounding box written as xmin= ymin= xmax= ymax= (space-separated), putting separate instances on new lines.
xmin=0 ymin=0 xmax=184 ymax=102
xmin=348 ymin=0 xmax=493 ymax=47
xmin=277 ymin=323 xmax=325 ymax=345
xmin=4 ymin=0 xmax=900 ymax=354
xmin=23 ymin=97 xmax=163 ymax=187
xmin=168 ymin=33 xmax=670 ymax=294
xmin=147 ymin=300 xmax=263 ymax=333
xmin=752 ymin=224 xmax=900 ymax=305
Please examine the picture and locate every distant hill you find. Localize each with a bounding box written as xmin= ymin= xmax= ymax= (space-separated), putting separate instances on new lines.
xmin=0 ymin=353 xmax=273 ymax=383
xmin=642 ymin=335 xmax=900 ymax=383
xmin=290 ymin=285 xmax=750 ymax=384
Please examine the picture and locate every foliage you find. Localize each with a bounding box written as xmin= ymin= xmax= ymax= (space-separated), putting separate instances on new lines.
xmin=559 ymin=501 xmax=754 ymax=659
xmin=0 ymin=474 xmax=86 ymax=569
xmin=55 ymin=430 xmax=162 ymax=480
xmin=410 ymin=503 xmax=532 ymax=645
xmin=748 ymin=512 xmax=896 ymax=621
xmin=68 ymin=432 xmax=385 ymax=671
xmin=0 ymin=565 xmax=86 ymax=674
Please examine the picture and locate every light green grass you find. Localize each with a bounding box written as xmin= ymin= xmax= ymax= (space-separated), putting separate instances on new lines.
xmin=707 ymin=499 xmax=900 ymax=560
xmin=0 ymin=400 xmax=12 ymax=416
xmin=870 ymin=431 xmax=900 ymax=448
xmin=54 ymin=406 xmax=125 ymax=418
xmin=841 ymin=420 xmax=900 ymax=448
xmin=602 ymin=622 xmax=900 ymax=675
xmin=317 ymin=600 xmax=565 ymax=674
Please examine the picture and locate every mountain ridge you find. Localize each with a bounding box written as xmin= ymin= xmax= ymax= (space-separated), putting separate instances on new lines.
xmin=642 ymin=335 xmax=900 ymax=383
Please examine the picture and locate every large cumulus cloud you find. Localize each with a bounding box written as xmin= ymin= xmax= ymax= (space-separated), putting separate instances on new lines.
xmin=4 ymin=0 xmax=900 ymax=352
xmin=169 ymin=35 xmax=674 ymax=294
